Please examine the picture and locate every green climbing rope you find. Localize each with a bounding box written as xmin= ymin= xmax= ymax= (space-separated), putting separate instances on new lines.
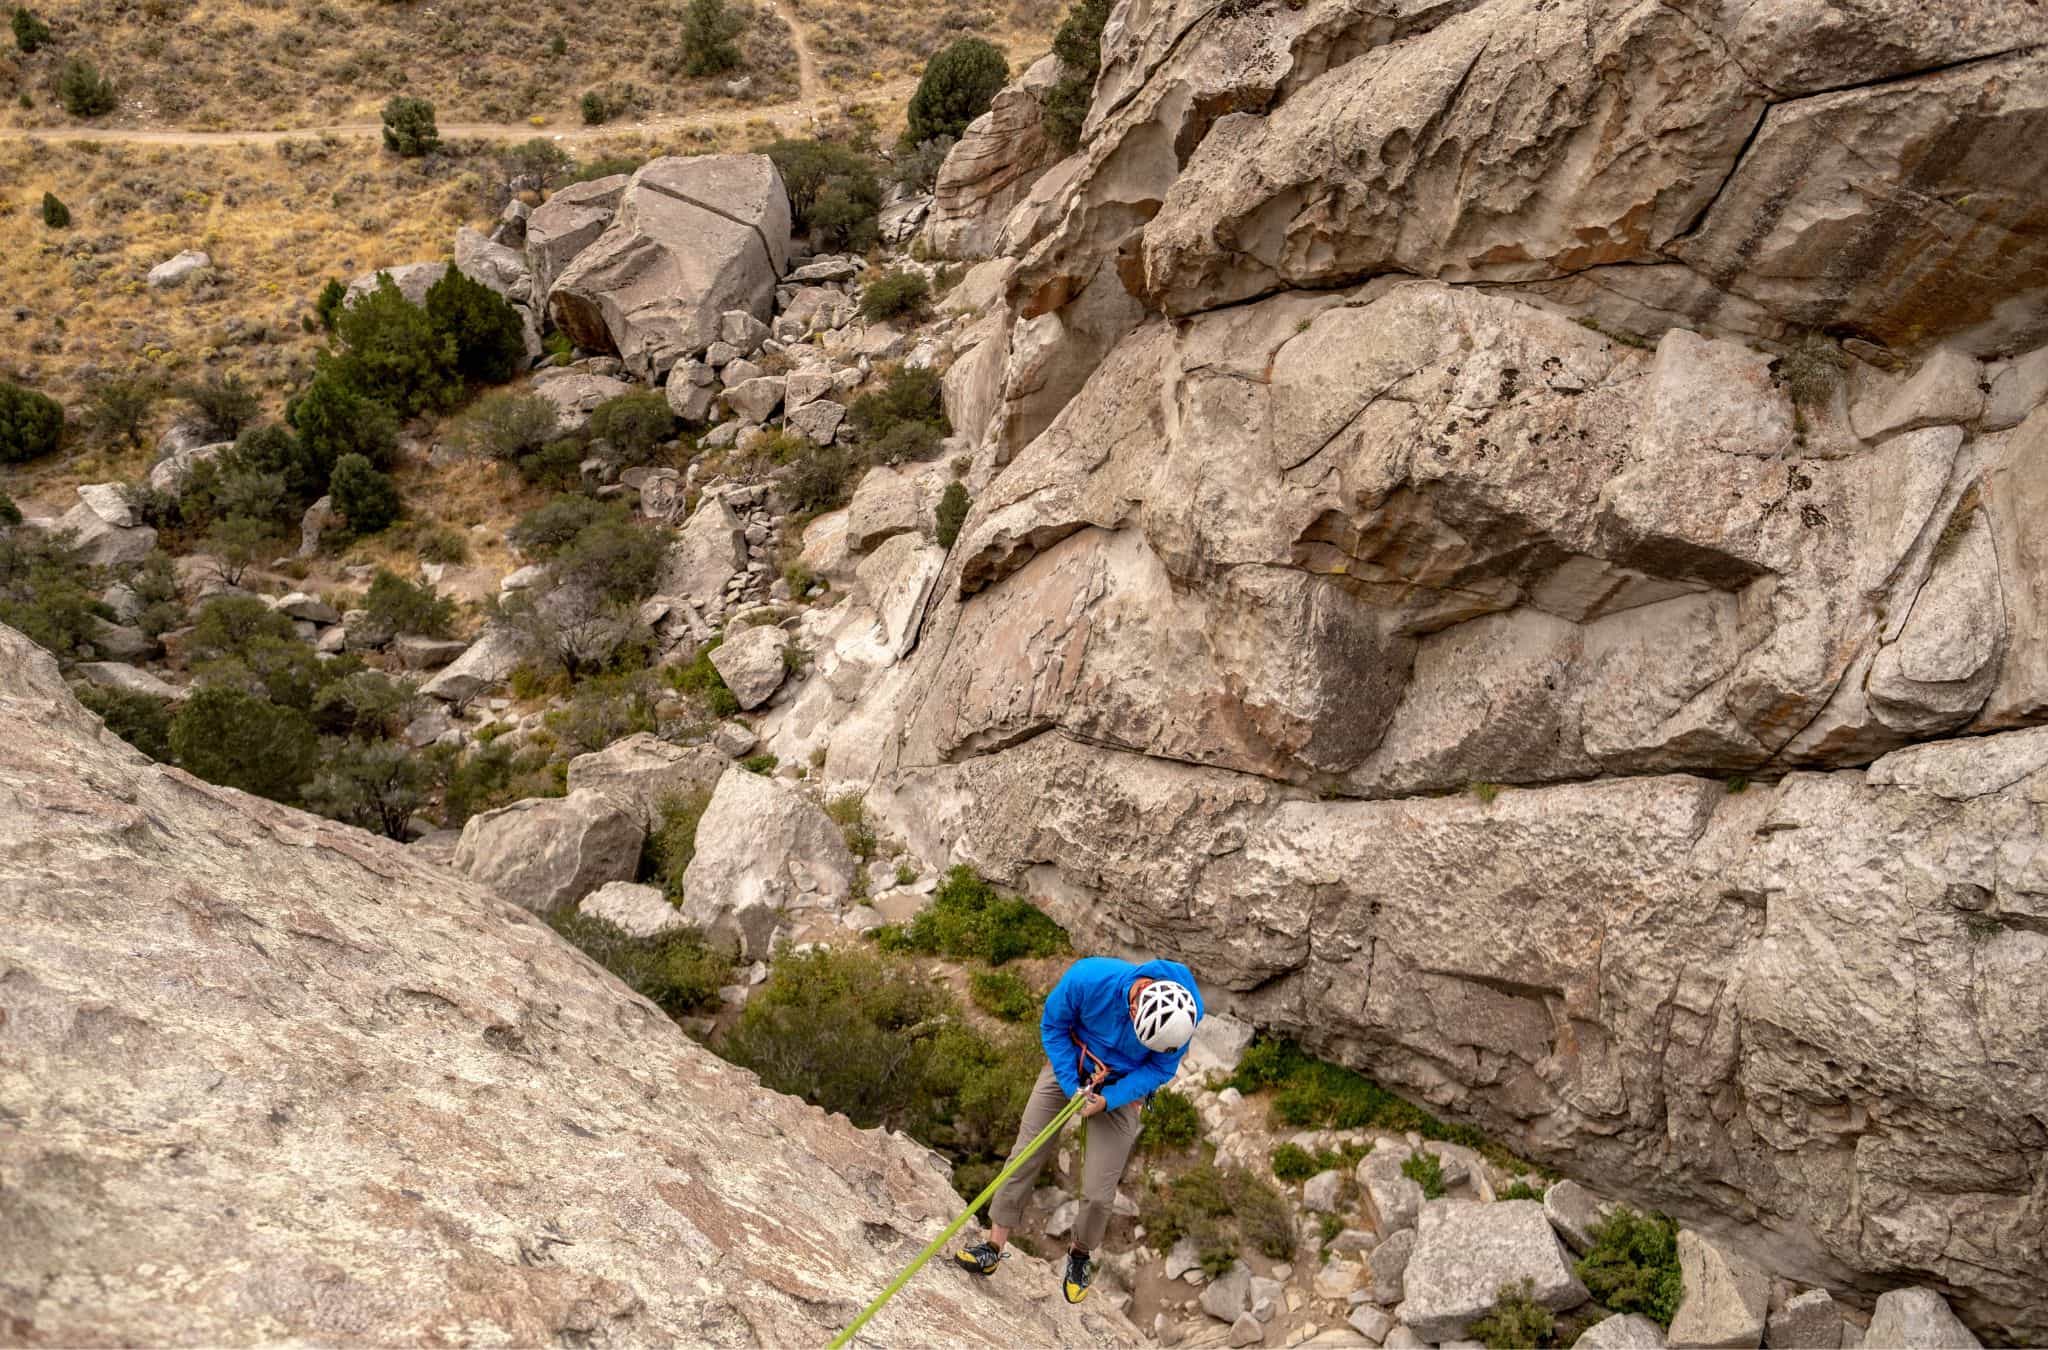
xmin=828 ymin=1089 xmax=1088 ymax=1349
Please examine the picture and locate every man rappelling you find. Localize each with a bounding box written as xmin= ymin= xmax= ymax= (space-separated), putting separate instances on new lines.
xmin=954 ymin=956 xmax=1204 ymax=1303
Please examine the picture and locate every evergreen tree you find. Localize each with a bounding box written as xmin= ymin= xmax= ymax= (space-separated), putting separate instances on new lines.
xmin=329 ymin=453 xmax=401 ymax=534
xmin=13 ymin=7 xmax=52 ymax=53
xmin=40 ymin=191 xmax=69 ymax=228
xmin=55 ymin=56 xmax=115 ymax=117
xmin=903 ymin=39 xmax=1008 ymax=148
xmin=380 ymin=95 xmax=440 ymax=156
xmin=169 ymin=686 xmax=320 ymax=804
xmin=0 ymin=380 xmax=62 ymax=463
xmin=424 ymin=265 xmax=526 ymax=385
xmin=680 ymin=0 xmax=745 ymax=77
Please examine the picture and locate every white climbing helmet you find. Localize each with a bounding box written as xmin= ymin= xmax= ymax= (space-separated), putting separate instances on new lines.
xmin=1133 ymin=980 xmax=1200 ymax=1052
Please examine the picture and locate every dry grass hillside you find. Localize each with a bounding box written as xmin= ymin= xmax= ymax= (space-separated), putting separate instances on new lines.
xmin=0 ymin=0 xmax=1054 ymax=130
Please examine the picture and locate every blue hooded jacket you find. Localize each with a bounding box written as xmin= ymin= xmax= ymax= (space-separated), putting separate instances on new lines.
xmin=1040 ymin=956 xmax=1204 ymax=1112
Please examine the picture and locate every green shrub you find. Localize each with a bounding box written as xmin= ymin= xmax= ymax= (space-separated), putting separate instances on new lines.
xmin=1402 ymin=1148 xmax=1447 ymax=1199
xmin=381 ymin=95 xmax=440 ymax=156
xmin=204 ymin=515 xmax=281 ymax=586
xmin=650 ymin=787 xmax=713 ymax=897
xmin=546 ymin=668 xmax=661 ymax=757
xmin=876 ymin=864 xmax=1068 ymax=966
xmin=0 ymin=379 xmax=64 ymax=463
xmin=848 ymin=365 xmax=949 ymax=464
xmin=186 ymin=594 xmax=298 ymax=665
xmin=967 ymin=968 xmax=1038 ymax=1022
xmin=580 ymin=90 xmax=611 ymax=125
xmin=330 ymin=453 xmax=401 ymax=534
xmin=503 ymin=137 xmax=572 ymax=188
xmin=858 ymin=270 xmax=931 ymax=324
xmin=741 ymin=752 xmax=777 ymax=775
xmin=13 ymin=7 xmax=52 ymax=52
xmin=905 ymin=38 xmax=1009 ymax=147
xmin=328 ymin=275 xmax=460 ymax=415
xmin=825 ymin=791 xmax=876 ymax=861
xmin=227 ymin=421 xmax=331 ymax=505
xmin=309 ymin=668 xmax=416 ymax=739
xmin=1499 ymin=1178 xmax=1547 ymax=1202
xmin=450 ymin=388 xmax=561 ymax=462
xmin=1469 ymin=1278 xmax=1556 ymax=1350
xmin=1270 ymin=1142 xmax=1320 ymax=1182
xmin=588 ymin=390 xmax=676 ymax=464
xmin=182 ymin=372 xmax=258 ymax=440
xmin=1575 ymin=1208 xmax=1683 ymax=1328
xmin=1226 ymin=1035 xmax=1535 ymax=1174
xmin=75 ymin=682 xmax=175 ymax=761
xmin=718 ymin=945 xmax=1039 ymax=1196
xmin=289 ymin=374 xmax=402 ymax=490
xmin=680 ymin=0 xmax=745 ymax=76
xmin=56 ymin=57 xmax=116 ymax=117
xmin=510 ymin=493 xmax=612 ymax=558
xmin=0 ymin=491 xmax=18 ymax=528
xmin=1137 ymin=1087 xmax=1200 ymax=1154
xmin=1271 ymin=1139 xmax=1369 ymax=1182
xmin=765 ymin=137 xmax=882 ymax=250
xmin=303 ymin=739 xmax=432 ymax=839
xmin=0 ymin=527 xmax=101 ymax=662
xmin=86 ymin=376 xmax=157 ymax=449
xmin=549 ymin=909 xmax=733 ymax=1016
xmin=1139 ymin=1163 xmax=1295 ymax=1275
xmin=667 ymin=636 xmax=740 ymax=716
xmin=169 ymin=685 xmax=321 ymax=803
xmin=516 ymin=437 xmax=586 ymax=490
xmin=435 ymin=739 xmax=558 ymax=826
xmin=425 ymin=265 xmax=527 ymax=387
xmin=1044 ymin=0 xmax=1110 ymax=151
xmin=40 ymin=191 xmax=69 ymax=228
xmin=934 ymin=480 xmax=969 ymax=548
xmin=363 ymin=568 xmax=457 ymax=639
xmin=315 ymin=278 xmax=347 ymax=333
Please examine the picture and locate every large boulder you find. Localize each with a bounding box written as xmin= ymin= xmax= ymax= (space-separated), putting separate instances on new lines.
xmin=524 ymin=172 xmax=628 ymax=296
xmin=420 ymin=629 xmax=528 ymax=703
xmin=147 ymin=440 xmax=231 ymax=496
xmin=564 ymin=732 xmax=726 ymax=829
xmin=1863 ymin=1290 xmax=1982 ymax=1350
xmin=924 ymin=55 xmax=1068 ymax=261
xmin=661 ymin=496 xmax=748 ymax=609
xmin=679 ymin=769 xmax=856 ymax=959
xmin=549 ymin=156 xmax=792 ymax=381
xmin=1668 ymin=1230 xmax=1769 ymax=1349
xmin=577 ymin=879 xmax=688 ymax=938
xmin=1395 ymin=1200 xmax=1588 ymax=1342
xmin=528 ymin=367 xmax=634 ymax=433
xmin=710 ymin=624 xmax=789 ymax=711
xmin=53 ymin=500 xmax=158 ymax=569
xmin=0 ymin=622 xmax=1132 ymax=1348
xmin=452 ymin=789 xmax=645 ymax=912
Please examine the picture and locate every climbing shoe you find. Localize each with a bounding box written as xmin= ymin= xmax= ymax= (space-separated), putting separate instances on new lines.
xmin=1062 ymin=1250 xmax=1094 ymax=1304
xmin=955 ymin=1240 xmax=1006 ymax=1277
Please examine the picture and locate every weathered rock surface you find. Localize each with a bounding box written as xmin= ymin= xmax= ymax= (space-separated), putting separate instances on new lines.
xmin=1669 ymin=1230 xmax=1770 ymax=1349
xmin=53 ymin=498 xmax=157 ymax=568
xmin=525 ymin=172 xmax=628 ymax=296
xmin=1863 ymin=1289 xmax=1981 ymax=1350
xmin=0 ymin=623 xmax=1131 ymax=1347
xmin=421 ymin=628 xmax=528 ymax=703
xmin=564 ymin=733 xmax=726 ymax=830
xmin=528 ymin=366 xmax=634 ymax=432
xmin=663 ymin=496 xmax=748 ymax=609
xmin=679 ymin=768 xmax=856 ymax=958
xmin=452 ymin=789 xmax=645 ymax=912
xmin=146 ymin=249 xmax=210 ymax=287
xmin=550 ymin=156 xmax=792 ymax=380
xmin=1767 ymin=1289 xmax=1842 ymax=1350
xmin=1396 ymin=1201 xmax=1587 ymax=1342
xmin=710 ymin=624 xmax=789 ymax=711
xmin=344 ymin=260 xmax=447 ymax=308
xmin=925 ymin=55 xmax=1068 ymax=261
xmin=1580 ymin=1316 xmax=1670 ymax=1349
xmin=577 ymin=880 xmax=687 ymax=938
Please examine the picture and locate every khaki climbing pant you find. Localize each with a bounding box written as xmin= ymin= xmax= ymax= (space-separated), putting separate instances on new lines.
xmin=986 ymin=1063 xmax=1143 ymax=1253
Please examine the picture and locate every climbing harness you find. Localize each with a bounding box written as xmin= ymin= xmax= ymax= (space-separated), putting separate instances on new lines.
xmin=828 ymin=1088 xmax=1089 ymax=1348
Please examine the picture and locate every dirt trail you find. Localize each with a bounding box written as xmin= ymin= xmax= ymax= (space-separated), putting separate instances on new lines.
xmin=0 ymin=45 xmax=907 ymax=149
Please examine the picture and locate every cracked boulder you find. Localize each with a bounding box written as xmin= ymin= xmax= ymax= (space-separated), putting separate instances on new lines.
xmin=549 ymin=156 xmax=792 ymax=381
xmin=452 ymin=789 xmax=644 ymax=912
xmin=679 ymin=768 xmax=856 ymax=958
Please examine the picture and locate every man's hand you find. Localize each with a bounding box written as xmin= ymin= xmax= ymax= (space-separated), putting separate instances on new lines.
xmin=1079 ymin=1091 xmax=1107 ymax=1118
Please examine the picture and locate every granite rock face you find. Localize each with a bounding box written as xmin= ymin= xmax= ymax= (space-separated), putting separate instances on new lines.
xmin=0 ymin=623 xmax=1135 ymax=1348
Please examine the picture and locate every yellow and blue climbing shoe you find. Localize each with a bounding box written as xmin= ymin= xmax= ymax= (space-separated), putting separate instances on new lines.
xmin=1062 ymin=1250 xmax=1094 ymax=1304
xmin=955 ymin=1240 xmax=1005 ymax=1277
